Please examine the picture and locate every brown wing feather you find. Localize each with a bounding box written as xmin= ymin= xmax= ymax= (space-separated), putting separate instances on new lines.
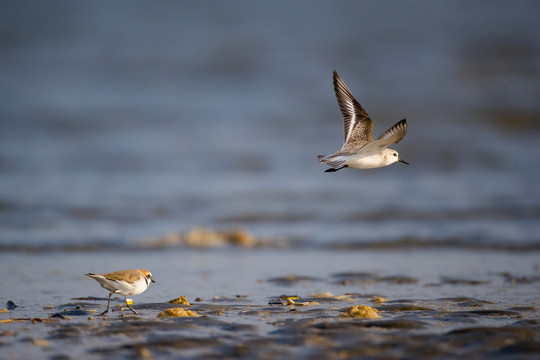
xmin=338 ymin=138 xmax=370 ymax=154
xmin=333 ymin=70 xmax=373 ymax=144
xmin=355 ymin=119 xmax=408 ymax=155
xmin=102 ymin=269 xmax=143 ymax=283
xmin=376 ymin=119 xmax=407 ymax=144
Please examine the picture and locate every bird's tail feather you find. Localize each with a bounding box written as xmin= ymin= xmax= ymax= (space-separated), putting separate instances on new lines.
xmin=317 ymin=155 xmax=347 ymax=172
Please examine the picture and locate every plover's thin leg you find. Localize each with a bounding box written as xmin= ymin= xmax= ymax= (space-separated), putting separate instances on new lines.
xmin=125 ymin=298 xmax=139 ymax=315
xmin=100 ymin=292 xmax=112 ymax=316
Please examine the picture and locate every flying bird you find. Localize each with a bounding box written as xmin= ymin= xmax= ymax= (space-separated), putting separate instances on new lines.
xmin=317 ymin=71 xmax=408 ymax=172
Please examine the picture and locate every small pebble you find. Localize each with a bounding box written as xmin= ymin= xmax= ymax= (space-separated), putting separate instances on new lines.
xmin=7 ymin=300 xmax=18 ymax=310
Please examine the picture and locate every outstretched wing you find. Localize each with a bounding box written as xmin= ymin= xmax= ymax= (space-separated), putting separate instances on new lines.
xmin=333 ymin=70 xmax=373 ymax=145
xmin=358 ymin=119 xmax=407 ymax=154
xmin=376 ymin=118 xmax=407 ymax=143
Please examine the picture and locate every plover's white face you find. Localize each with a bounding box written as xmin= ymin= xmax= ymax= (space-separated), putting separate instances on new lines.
xmin=138 ymin=269 xmax=155 ymax=287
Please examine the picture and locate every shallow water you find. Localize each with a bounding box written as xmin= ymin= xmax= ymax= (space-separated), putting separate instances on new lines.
xmin=1 ymin=1 xmax=540 ymax=249
xmin=1 ymin=1 xmax=540 ymax=359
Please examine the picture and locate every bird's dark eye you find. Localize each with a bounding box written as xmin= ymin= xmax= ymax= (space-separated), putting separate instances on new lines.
xmin=393 ymin=153 xmax=397 ymax=157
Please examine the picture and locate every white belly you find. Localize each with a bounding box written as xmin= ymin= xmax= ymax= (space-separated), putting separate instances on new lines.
xmin=344 ymin=153 xmax=387 ymax=169
xmin=96 ymin=277 xmax=148 ymax=296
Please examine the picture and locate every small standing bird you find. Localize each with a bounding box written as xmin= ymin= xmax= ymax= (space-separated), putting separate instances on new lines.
xmin=86 ymin=269 xmax=155 ymax=315
xmin=317 ymin=71 xmax=409 ymax=172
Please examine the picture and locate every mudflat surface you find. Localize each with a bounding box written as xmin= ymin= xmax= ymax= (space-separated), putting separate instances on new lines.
xmin=1 ymin=249 xmax=539 ymax=359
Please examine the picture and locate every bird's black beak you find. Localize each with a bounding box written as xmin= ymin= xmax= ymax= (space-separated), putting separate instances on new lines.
xmin=398 ymin=159 xmax=409 ymax=165
xmin=151 ymin=279 xmax=156 ymax=283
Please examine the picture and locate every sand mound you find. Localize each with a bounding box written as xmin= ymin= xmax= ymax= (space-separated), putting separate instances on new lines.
xmin=339 ymin=304 xmax=380 ymax=319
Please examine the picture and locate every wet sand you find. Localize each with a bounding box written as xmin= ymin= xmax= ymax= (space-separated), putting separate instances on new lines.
xmin=1 ymin=248 xmax=539 ymax=359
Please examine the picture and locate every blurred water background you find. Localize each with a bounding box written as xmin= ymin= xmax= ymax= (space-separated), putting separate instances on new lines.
xmin=1 ymin=1 xmax=540 ymax=250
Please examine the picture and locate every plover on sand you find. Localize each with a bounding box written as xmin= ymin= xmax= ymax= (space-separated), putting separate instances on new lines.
xmin=318 ymin=71 xmax=408 ymax=172
xmin=86 ymin=269 xmax=155 ymax=315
